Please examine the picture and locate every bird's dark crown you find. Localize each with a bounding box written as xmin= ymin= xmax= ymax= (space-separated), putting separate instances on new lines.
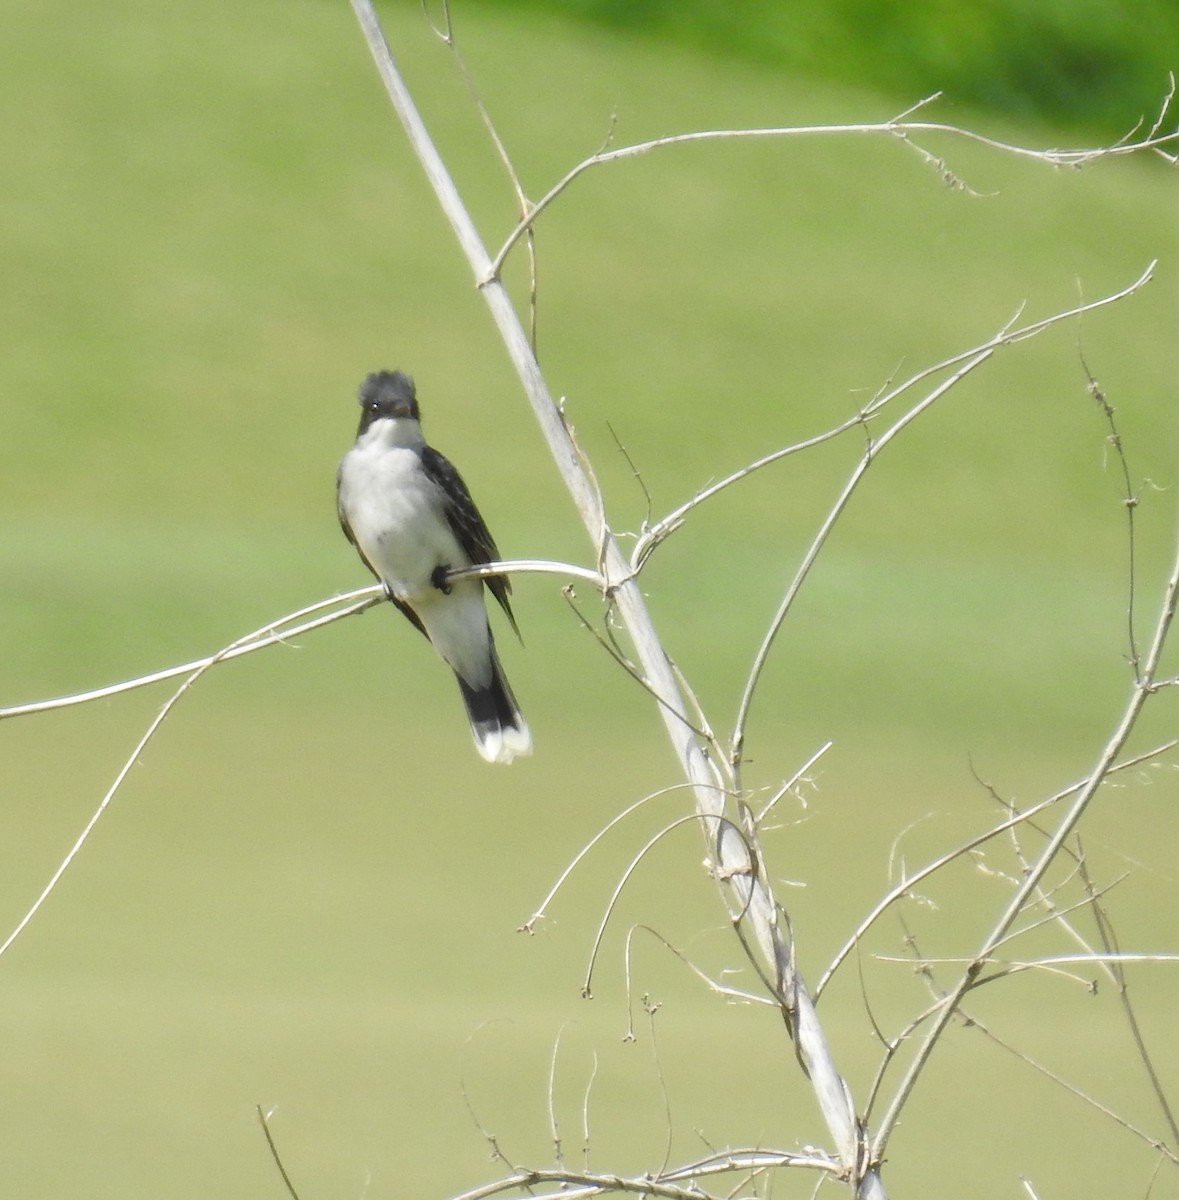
xmin=358 ymin=370 xmax=420 ymax=428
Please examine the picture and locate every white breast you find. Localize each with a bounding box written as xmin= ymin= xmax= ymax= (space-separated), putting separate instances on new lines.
xmin=339 ymin=421 xmax=470 ymax=602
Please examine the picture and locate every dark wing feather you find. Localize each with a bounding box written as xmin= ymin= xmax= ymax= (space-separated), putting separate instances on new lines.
xmin=420 ymin=445 xmax=520 ymax=640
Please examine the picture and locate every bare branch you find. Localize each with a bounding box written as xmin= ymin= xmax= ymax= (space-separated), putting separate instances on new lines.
xmin=622 ymin=925 xmax=777 ymax=1021
xmin=446 ymin=1150 xmax=843 ymax=1200
xmin=969 ymin=1017 xmax=1179 ymax=1167
xmin=488 ymin=97 xmax=1178 ymax=276
xmin=1077 ymin=857 xmax=1179 ymax=1145
xmin=0 ymin=587 xmax=383 ymax=720
xmin=447 ymin=557 xmax=606 ymax=589
xmin=521 ymin=782 xmax=727 ymax=934
xmin=873 ymin=501 xmax=1179 ymax=1158
xmin=256 ymin=1107 xmax=304 ymax=1200
xmin=730 ymin=264 xmax=1155 ymax=772
xmin=0 ymin=557 xmax=598 ymax=723
xmin=814 ymin=740 xmax=1178 ymax=999
xmin=581 ymin=813 xmax=747 ymax=1000
xmin=0 ymin=615 xmax=295 ymax=960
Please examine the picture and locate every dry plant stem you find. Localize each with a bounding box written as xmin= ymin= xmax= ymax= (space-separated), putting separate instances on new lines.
xmin=425 ymin=0 xmax=543 ymax=349
xmin=634 ymin=268 xmax=1152 ymax=576
xmin=448 ymin=1151 xmax=843 ymax=1200
xmin=349 ymin=2 xmax=874 ymax=1191
xmin=581 ymin=812 xmax=746 ymax=998
xmin=731 ymin=264 xmax=1155 ymax=771
xmin=1078 ymin=859 xmax=1179 ymax=1145
xmin=730 ymin=345 xmax=994 ymax=769
xmin=969 ymin=1016 xmax=1179 ymax=1167
xmin=0 ymin=587 xmax=382 ymax=720
xmin=0 ymin=627 xmax=256 ymax=960
xmin=256 ymin=1107 xmax=303 ymax=1200
xmin=622 ymin=925 xmax=777 ymax=1036
xmin=0 ymin=558 xmax=603 ymax=957
xmin=873 ymin=509 xmax=1179 ymax=1160
xmin=0 ymin=559 xmax=595 ymax=723
xmin=889 ymin=915 xmax=1179 ymax=1167
xmin=521 ymin=781 xmax=727 ymax=933
xmin=488 ymin=92 xmax=1178 ymax=274
xmin=814 ymin=739 xmax=1177 ymax=999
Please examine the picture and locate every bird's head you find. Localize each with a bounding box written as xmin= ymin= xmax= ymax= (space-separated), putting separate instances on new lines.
xmin=357 ymin=370 xmax=420 ymax=433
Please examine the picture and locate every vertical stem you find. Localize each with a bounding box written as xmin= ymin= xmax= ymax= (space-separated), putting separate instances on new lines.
xmin=348 ymin=3 xmax=876 ymax=1191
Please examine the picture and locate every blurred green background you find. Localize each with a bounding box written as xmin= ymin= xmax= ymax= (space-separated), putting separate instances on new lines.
xmin=1 ymin=1 xmax=1177 ymax=1196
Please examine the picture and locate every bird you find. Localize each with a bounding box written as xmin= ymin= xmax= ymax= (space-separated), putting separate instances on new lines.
xmin=336 ymin=370 xmax=531 ymax=764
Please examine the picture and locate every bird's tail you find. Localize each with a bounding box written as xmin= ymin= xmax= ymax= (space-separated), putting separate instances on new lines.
xmin=455 ymin=646 xmax=532 ymax=765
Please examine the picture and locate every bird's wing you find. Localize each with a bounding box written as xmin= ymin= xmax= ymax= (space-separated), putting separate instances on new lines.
xmin=420 ymin=445 xmax=521 ymax=640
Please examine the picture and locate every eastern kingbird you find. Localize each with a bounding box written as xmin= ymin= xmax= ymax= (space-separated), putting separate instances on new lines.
xmin=337 ymin=370 xmax=531 ymax=764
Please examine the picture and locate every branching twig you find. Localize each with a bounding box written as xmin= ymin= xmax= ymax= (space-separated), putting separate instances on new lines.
xmin=814 ymin=740 xmax=1177 ymax=999
xmin=0 ymin=558 xmax=599 ymax=723
xmin=521 ymin=782 xmax=727 ymax=934
xmin=730 ymin=264 xmax=1155 ymax=773
xmin=581 ymin=813 xmax=748 ymax=1000
xmin=622 ymin=925 xmax=776 ymax=1031
xmin=487 ymin=94 xmax=1178 ymax=277
xmin=0 ymin=609 xmax=328 ymax=960
xmin=446 ymin=1150 xmax=842 ymax=1200
xmin=633 ymin=267 xmax=1150 ymax=579
xmin=0 ymin=586 xmax=382 ymax=720
xmin=873 ymin=502 xmax=1179 ymax=1158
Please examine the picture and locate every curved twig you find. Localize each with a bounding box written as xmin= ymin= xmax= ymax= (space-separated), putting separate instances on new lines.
xmin=488 ymin=98 xmax=1178 ymax=276
xmin=730 ymin=262 xmax=1155 ymax=773
xmin=814 ymin=739 xmax=1177 ymax=1000
xmin=873 ymin=498 xmax=1179 ymax=1158
xmin=0 ymin=587 xmax=383 ymax=720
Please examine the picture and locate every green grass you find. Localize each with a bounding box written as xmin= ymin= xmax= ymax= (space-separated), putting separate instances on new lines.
xmin=0 ymin=1 xmax=1177 ymax=1197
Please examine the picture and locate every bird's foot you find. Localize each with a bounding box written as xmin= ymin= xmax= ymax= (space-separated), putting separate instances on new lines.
xmin=431 ymin=564 xmax=453 ymax=595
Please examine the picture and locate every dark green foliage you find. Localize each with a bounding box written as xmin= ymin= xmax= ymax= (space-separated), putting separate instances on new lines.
xmin=478 ymin=0 xmax=1178 ymax=129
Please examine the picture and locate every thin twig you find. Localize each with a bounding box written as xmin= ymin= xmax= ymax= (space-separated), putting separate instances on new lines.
xmin=446 ymin=1151 xmax=842 ymax=1200
xmin=424 ymin=0 xmax=544 ymax=349
xmin=547 ymin=1026 xmax=567 ymax=1170
xmin=622 ymin=925 xmax=776 ymax=1028
xmin=0 ymin=587 xmax=383 ymax=720
xmin=488 ymin=99 xmax=1178 ymax=276
xmin=521 ymin=782 xmax=728 ymax=933
xmin=1 ymin=557 xmax=600 ymax=723
xmin=582 ymin=813 xmax=748 ymax=999
xmin=1080 ymin=349 xmax=1143 ymax=677
xmin=1078 ymin=857 xmax=1179 ymax=1145
xmin=814 ymin=740 xmax=1177 ymax=999
xmin=873 ymin=498 xmax=1179 ymax=1158
xmin=256 ymin=1106 xmax=303 ymax=1200
xmin=967 ymin=1017 xmax=1179 ymax=1167
xmin=730 ymin=263 xmax=1155 ymax=774
xmin=633 ymin=268 xmax=1149 ymax=574
xmin=0 ymin=613 xmax=300 ymax=960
